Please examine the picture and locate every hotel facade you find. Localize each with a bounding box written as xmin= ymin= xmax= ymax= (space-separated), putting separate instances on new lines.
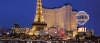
xmin=42 ymin=3 xmax=77 ymax=31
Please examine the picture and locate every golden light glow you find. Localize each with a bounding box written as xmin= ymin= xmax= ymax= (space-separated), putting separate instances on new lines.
xmin=34 ymin=0 xmax=45 ymax=23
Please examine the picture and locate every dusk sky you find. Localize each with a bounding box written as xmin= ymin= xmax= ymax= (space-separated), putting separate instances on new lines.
xmin=0 ymin=0 xmax=100 ymax=35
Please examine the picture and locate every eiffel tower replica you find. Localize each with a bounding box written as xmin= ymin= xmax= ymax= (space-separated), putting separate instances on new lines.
xmin=31 ymin=0 xmax=47 ymax=33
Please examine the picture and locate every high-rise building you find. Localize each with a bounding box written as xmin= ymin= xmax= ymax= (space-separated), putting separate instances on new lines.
xmin=29 ymin=0 xmax=47 ymax=35
xmin=42 ymin=3 xmax=77 ymax=31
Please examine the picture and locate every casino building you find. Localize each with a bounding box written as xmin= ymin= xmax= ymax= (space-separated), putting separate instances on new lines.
xmin=42 ymin=3 xmax=77 ymax=31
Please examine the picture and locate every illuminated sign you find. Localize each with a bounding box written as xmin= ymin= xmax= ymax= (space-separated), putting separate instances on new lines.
xmin=78 ymin=27 xmax=86 ymax=32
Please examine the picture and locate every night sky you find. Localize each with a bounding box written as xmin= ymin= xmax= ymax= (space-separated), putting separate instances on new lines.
xmin=0 ymin=0 xmax=100 ymax=35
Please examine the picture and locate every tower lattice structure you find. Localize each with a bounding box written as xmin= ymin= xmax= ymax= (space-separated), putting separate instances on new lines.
xmin=29 ymin=0 xmax=47 ymax=35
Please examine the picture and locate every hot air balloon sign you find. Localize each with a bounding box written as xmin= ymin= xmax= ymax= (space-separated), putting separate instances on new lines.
xmin=76 ymin=11 xmax=89 ymax=25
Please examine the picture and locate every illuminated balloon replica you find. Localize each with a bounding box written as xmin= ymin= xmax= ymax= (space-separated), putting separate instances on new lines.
xmin=76 ymin=11 xmax=89 ymax=25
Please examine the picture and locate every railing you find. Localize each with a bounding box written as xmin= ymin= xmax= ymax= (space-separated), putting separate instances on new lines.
xmin=0 ymin=39 xmax=100 ymax=43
